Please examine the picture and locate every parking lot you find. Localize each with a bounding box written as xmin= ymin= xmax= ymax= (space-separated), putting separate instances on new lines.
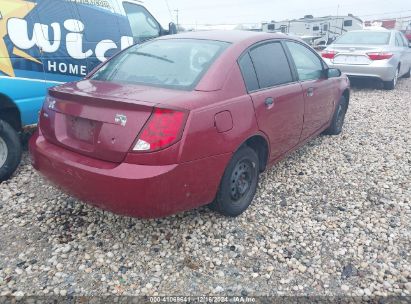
xmin=0 ymin=78 xmax=410 ymax=297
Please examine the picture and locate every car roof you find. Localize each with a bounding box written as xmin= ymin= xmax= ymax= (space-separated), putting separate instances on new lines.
xmin=350 ymin=28 xmax=394 ymax=33
xmin=157 ymin=30 xmax=287 ymax=44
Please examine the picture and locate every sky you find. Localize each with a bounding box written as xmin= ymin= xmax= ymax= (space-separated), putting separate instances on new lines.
xmin=145 ymin=0 xmax=411 ymax=28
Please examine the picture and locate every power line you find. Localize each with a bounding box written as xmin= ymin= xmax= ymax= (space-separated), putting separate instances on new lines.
xmin=164 ymin=0 xmax=174 ymax=22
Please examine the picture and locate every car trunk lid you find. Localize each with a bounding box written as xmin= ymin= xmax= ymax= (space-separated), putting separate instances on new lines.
xmin=39 ymin=85 xmax=155 ymax=163
xmin=328 ymin=45 xmax=386 ymax=65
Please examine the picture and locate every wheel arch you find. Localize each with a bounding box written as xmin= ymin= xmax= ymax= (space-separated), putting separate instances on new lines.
xmin=0 ymin=93 xmax=22 ymax=131
xmin=239 ymin=134 xmax=270 ymax=173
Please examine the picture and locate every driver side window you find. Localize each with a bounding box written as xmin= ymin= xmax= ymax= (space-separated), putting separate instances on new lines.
xmin=285 ymin=41 xmax=324 ymax=81
xmin=396 ymin=33 xmax=407 ymax=47
xmin=123 ymin=2 xmax=160 ymax=41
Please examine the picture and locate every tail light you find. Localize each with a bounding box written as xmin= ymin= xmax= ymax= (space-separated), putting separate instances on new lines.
xmin=367 ymin=52 xmax=393 ymax=60
xmin=321 ymin=50 xmax=337 ymax=59
xmin=133 ymin=108 xmax=187 ymax=152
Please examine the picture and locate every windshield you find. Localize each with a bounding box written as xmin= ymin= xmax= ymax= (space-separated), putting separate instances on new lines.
xmin=333 ymin=31 xmax=391 ymax=45
xmin=91 ymin=39 xmax=230 ymax=90
xmin=123 ymin=2 xmax=161 ymax=40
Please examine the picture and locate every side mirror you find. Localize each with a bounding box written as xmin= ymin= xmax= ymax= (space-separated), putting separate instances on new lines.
xmin=327 ymin=68 xmax=342 ymax=78
xmin=168 ymin=22 xmax=177 ymax=35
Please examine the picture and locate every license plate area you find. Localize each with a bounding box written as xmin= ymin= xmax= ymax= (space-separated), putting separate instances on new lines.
xmin=334 ymin=55 xmax=370 ymax=65
xmin=67 ymin=116 xmax=96 ymax=143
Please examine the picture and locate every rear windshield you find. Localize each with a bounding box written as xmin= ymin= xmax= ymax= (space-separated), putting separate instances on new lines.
xmin=91 ymin=39 xmax=230 ymax=90
xmin=333 ymin=31 xmax=391 ymax=45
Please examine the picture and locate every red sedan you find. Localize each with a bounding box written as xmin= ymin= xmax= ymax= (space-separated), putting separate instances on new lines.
xmin=30 ymin=31 xmax=350 ymax=218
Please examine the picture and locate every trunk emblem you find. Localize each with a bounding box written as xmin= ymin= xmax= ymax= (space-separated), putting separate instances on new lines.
xmin=115 ymin=114 xmax=127 ymax=127
xmin=48 ymin=100 xmax=56 ymax=110
xmin=349 ymin=48 xmax=355 ymax=52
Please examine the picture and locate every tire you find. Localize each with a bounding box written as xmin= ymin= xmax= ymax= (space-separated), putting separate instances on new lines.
xmin=210 ymin=146 xmax=259 ymax=217
xmin=383 ymin=66 xmax=400 ymax=90
xmin=323 ymin=96 xmax=348 ymax=136
xmin=0 ymin=120 xmax=22 ymax=182
xmin=403 ymin=67 xmax=410 ymax=79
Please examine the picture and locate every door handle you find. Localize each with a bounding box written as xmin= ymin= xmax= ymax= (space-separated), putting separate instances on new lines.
xmin=307 ymin=87 xmax=314 ymax=97
xmin=265 ymin=97 xmax=274 ymax=107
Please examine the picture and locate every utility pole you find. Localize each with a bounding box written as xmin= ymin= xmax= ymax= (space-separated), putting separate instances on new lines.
xmin=336 ymin=4 xmax=342 ymax=34
xmin=174 ymin=9 xmax=179 ymax=30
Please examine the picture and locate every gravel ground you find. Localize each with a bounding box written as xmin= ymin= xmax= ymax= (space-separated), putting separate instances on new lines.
xmin=0 ymin=78 xmax=410 ymax=298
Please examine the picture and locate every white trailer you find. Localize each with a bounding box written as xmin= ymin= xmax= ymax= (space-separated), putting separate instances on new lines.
xmin=263 ymin=14 xmax=363 ymax=47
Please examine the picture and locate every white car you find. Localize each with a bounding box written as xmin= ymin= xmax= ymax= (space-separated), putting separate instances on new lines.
xmin=322 ymin=29 xmax=411 ymax=89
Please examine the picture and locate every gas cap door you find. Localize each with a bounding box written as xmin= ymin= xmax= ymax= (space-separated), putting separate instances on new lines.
xmin=214 ymin=111 xmax=233 ymax=133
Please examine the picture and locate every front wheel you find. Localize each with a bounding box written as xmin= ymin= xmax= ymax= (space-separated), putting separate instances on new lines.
xmin=323 ymin=96 xmax=348 ymax=136
xmin=210 ymin=146 xmax=259 ymax=217
xmin=0 ymin=120 xmax=22 ymax=182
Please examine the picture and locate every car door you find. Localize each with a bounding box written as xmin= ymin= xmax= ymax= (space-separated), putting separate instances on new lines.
xmin=238 ymin=41 xmax=305 ymax=160
xmin=3 ymin=0 xmax=46 ymax=126
xmin=394 ymin=32 xmax=406 ymax=76
xmin=73 ymin=0 xmax=123 ymax=74
xmin=396 ymin=32 xmax=411 ymax=75
xmin=34 ymin=0 xmax=84 ymax=83
xmin=284 ymin=41 xmax=335 ymax=140
xmin=400 ymin=32 xmax=411 ymax=72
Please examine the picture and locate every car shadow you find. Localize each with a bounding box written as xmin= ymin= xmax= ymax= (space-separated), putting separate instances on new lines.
xmin=21 ymin=127 xmax=36 ymax=151
xmin=20 ymin=121 xmax=345 ymax=246
xmin=348 ymin=78 xmax=383 ymax=90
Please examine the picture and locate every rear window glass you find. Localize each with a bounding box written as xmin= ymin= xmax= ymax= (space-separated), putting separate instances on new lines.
xmin=334 ymin=31 xmax=391 ymax=45
xmin=238 ymin=53 xmax=259 ymax=92
xmin=91 ymin=39 xmax=230 ymax=90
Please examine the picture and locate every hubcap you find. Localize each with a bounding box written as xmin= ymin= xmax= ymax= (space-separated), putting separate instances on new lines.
xmin=0 ymin=137 xmax=8 ymax=168
xmin=230 ymin=160 xmax=253 ymax=201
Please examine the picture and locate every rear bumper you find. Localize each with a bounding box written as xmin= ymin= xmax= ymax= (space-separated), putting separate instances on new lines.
xmin=325 ymin=60 xmax=396 ymax=81
xmin=29 ymin=132 xmax=231 ymax=218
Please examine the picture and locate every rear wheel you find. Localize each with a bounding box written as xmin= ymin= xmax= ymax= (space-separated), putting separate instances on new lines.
xmin=210 ymin=146 xmax=259 ymax=217
xmin=383 ymin=66 xmax=400 ymax=90
xmin=0 ymin=120 xmax=22 ymax=182
xmin=323 ymin=96 xmax=348 ymax=136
